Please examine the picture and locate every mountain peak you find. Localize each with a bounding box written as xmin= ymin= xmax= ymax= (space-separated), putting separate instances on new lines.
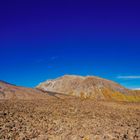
xmin=37 ymin=75 xmax=136 ymax=101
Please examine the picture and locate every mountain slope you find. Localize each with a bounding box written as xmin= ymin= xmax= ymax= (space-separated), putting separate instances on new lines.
xmin=0 ymin=80 xmax=47 ymax=100
xmin=37 ymin=75 xmax=140 ymax=101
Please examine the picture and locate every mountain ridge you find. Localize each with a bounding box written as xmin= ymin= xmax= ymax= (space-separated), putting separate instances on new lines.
xmin=0 ymin=80 xmax=47 ymax=100
xmin=37 ymin=75 xmax=140 ymax=102
xmin=0 ymin=75 xmax=140 ymax=101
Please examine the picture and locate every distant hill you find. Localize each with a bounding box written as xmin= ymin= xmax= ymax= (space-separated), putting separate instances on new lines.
xmin=0 ymin=75 xmax=140 ymax=101
xmin=37 ymin=75 xmax=140 ymax=102
xmin=0 ymin=80 xmax=47 ymax=100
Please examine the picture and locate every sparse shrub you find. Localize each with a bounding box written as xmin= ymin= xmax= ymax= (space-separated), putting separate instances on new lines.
xmin=80 ymin=92 xmax=87 ymax=99
xmin=69 ymin=91 xmax=74 ymax=96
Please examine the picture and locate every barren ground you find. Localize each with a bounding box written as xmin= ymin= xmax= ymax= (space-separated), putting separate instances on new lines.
xmin=0 ymin=94 xmax=140 ymax=140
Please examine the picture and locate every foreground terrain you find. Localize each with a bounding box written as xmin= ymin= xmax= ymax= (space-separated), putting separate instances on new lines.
xmin=0 ymin=94 xmax=140 ymax=140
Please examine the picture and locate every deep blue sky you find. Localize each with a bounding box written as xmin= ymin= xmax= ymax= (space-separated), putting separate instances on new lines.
xmin=0 ymin=0 xmax=140 ymax=88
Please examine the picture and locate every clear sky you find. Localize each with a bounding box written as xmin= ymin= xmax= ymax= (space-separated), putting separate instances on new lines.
xmin=0 ymin=0 xmax=140 ymax=88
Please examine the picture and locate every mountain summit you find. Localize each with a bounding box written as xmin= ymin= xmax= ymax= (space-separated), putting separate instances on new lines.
xmin=37 ymin=75 xmax=140 ymax=101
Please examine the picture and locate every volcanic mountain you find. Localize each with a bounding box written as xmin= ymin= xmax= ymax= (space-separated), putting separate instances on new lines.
xmin=37 ymin=75 xmax=140 ymax=101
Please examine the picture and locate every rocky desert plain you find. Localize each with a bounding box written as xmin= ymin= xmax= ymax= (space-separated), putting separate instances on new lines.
xmin=0 ymin=75 xmax=140 ymax=140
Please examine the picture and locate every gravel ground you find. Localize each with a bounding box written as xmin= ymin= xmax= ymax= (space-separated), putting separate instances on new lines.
xmin=0 ymin=96 xmax=140 ymax=140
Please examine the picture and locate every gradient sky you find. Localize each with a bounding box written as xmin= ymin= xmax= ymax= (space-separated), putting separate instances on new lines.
xmin=0 ymin=0 xmax=140 ymax=88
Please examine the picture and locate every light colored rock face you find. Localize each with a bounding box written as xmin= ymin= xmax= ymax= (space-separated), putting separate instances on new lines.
xmin=36 ymin=75 xmax=129 ymax=100
xmin=37 ymin=75 xmax=84 ymax=93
